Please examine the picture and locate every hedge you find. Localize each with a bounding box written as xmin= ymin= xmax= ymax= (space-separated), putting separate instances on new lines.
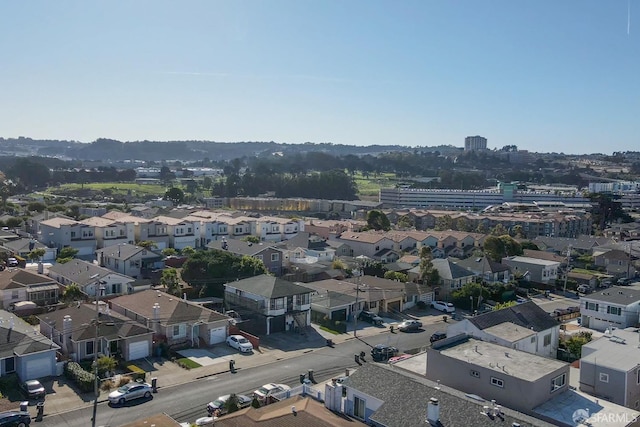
xmin=65 ymin=361 xmax=96 ymax=392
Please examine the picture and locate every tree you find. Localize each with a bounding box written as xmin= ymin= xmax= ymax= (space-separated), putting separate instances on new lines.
xmin=490 ymin=223 xmax=509 ymax=236
xmin=95 ymin=355 xmax=117 ymax=377
xmin=137 ymin=240 xmax=158 ymax=250
xmin=27 ymin=201 xmax=46 ymax=212
xmin=27 ymin=248 xmax=46 ymax=263
xmin=225 ymin=393 xmax=242 ymax=414
xmin=0 ymin=172 xmax=16 ymax=213
xmin=564 ymin=331 xmax=592 ymax=357
xmin=419 ymin=246 xmax=439 ymax=286
xmin=181 ymin=246 xmax=196 ymax=257
xmin=492 ymin=301 xmax=517 ymax=311
xmin=451 ymin=282 xmax=489 ymax=310
xmin=162 ymin=248 xmax=178 ymax=257
xmin=241 ymin=235 xmax=260 ymax=244
xmin=483 ymin=235 xmax=522 ymax=262
xmin=164 ymin=187 xmax=185 ymax=206
xmin=161 ymin=268 xmax=181 ymax=296
xmin=56 ymin=246 xmax=79 ymax=263
xmin=61 ymin=283 xmax=85 ymax=303
xmin=396 ymin=215 xmax=414 ymax=229
xmin=366 ymin=210 xmax=390 ymax=231
xmin=159 ymin=166 xmax=175 ymax=183
xmin=434 ymin=215 xmax=453 ymax=231
xmin=384 ymin=271 xmax=408 ymax=282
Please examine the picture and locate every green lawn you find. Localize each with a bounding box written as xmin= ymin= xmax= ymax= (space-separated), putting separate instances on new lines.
xmin=354 ymin=172 xmax=398 ymax=197
xmin=48 ymin=182 xmax=168 ymax=196
xmin=176 ymin=357 xmax=202 ymax=369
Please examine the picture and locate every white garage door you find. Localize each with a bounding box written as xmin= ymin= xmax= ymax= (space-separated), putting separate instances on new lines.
xmin=128 ymin=341 xmax=150 ymax=361
xmin=24 ymin=358 xmax=52 ymax=380
xmin=209 ymin=327 xmax=226 ymax=345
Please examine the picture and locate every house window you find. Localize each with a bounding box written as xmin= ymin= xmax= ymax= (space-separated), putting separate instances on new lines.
xmin=370 ymin=301 xmax=377 ymax=309
xmin=256 ymin=255 xmax=263 ymax=261
xmin=354 ymin=395 xmax=366 ymax=419
xmin=271 ymin=253 xmax=279 ymax=262
xmin=531 ymin=336 xmax=536 ymax=343
xmin=586 ymin=302 xmax=599 ymax=311
xmin=606 ymin=306 xmax=622 ymax=316
xmin=543 ymin=334 xmax=552 ymax=347
xmin=599 ymin=373 xmax=609 ymax=383
xmin=470 ymin=370 xmax=480 ymax=378
xmin=637 ymin=368 xmax=640 ymax=384
xmin=270 ymin=298 xmax=285 ymax=310
xmin=4 ymin=356 xmax=15 ymax=373
xmin=551 ymin=373 xmax=566 ymax=392
xmin=297 ymin=293 xmax=309 ymax=305
xmin=86 ymin=340 xmax=95 ymax=355
xmin=11 ymin=290 xmax=19 ymax=299
xmin=490 ymin=377 xmax=504 ymax=388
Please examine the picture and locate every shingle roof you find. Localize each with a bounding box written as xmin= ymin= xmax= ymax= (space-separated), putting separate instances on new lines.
xmin=1 ymin=237 xmax=48 ymax=253
xmin=582 ymin=286 xmax=640 ymax=305
xmin=214 ymin=395 xmax=360 ymax=427
xmin=0 ymin=309 xmax=59 ymax=358
xmin=432 ymin=258 xmax=475 ymax=280
xmin=96 ymin=243 xmax=160 ymax=261
xmin=208 ymin=239 xmax=282 ymax=257
xmin=0 ymin=269 xmax=57 ymax=290
xmin=468 ymin=301 xmax=559 ymax=332
xmin=47 ymin=259 xmax=132 ymax=286
xmin=345 ymin=363 xmax=554 ymax=427
xmin=109 ymin=289 xmax=228 ymax=325
xmin=227 ymin=275 xmax=314 ymax=298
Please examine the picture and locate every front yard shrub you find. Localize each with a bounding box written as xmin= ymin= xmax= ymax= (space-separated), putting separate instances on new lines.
xmin=65 ymin=361 xmax=95 ymax=393
xmin=175 ymin=358 xmax=201 ymax=370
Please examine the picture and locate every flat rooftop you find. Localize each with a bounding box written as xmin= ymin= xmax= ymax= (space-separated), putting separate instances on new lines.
xmin=440 ymin=337 xmax=568 ymax=382
xmin=483 ymin=321 xmax=537 ymax=342
xmin=581 ymin=329 xmax=640 ymax=371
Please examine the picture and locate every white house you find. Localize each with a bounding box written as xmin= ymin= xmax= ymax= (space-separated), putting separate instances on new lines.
xmin=579 ymin=286 xmax=640 ymax=332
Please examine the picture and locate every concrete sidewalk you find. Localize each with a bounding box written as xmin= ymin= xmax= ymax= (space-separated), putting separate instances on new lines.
xmin=22 ymin=311 xmax=449 ymax=417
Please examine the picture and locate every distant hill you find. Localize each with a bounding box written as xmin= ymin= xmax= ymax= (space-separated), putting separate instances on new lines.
xmin=1 ymin=137 xmax=452 ymax=162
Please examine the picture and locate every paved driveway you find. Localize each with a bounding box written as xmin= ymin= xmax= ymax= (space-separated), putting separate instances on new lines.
xmin=177 ymin=348 xmax=234 ymax=366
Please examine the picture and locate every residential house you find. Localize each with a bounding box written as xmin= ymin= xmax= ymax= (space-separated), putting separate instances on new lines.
xmin=304 ymin=219 xmax=366 ymax=240
xmin=152 ymin=215 xmax=200 ymax=250
xmin=208 ymin=239 xmax=284 ymax=276
xmin=446 ymin=301 xmax=560 ymax=358
xmin=103 ymin=213 xmax=173 ymax=250
xmin=0 ymin=310 xmax=59 ymax=381
xmin=334 ymin=232 xmax=394 ymax=259
xmin=47 ymin=259 xmax=135 ymax=298
xmin=579 ymin=286 xmax=640 ymax=331
xmin=579 ymin=328 xmax=640 ymax=409
xmin=80 ymin=216 xmax=135 ymax=249
xmin=37 ymin=217 xmax=97 ymax=260
xmin=224 ymin=274 xmax=314 ymax=335
xmin=38 ymin=303 xmax=154 ymax=362
xmin=567 ymin=271 xmax=599 ymax=289
xmin=452 ymin=255 xmax=511 ymax=284
xmin=0 ymin=269 xmax=60 ymax=310
xmin=24 ymin=211 xmax=74 ymax=238
xmin=346 ymin=275 xmax=421 ymax=313
xmin=109 ymin=290 xmax=230 ymax=347
xmin=281 ymin=262 xmax=345 ymax=283
xmin=278 ymin=232 xmax=336 ymax=265
xmin=325 ymin=239 xmax=352 ymax=258
xmin=0 ymin=237 xmax=56 ymax=262
xmin=182 ymin=210 xmax=229 ymax=246
xmin=256 ymin=215 xmax=304 ymax=242
xmin=427 ymin=336 xmax=570 ymax=414
xmin=502 ymin=256 xmax=559 ymax=284
xmin=335 ymin=362 xmax=555 ymax=427
xmin=408 ymin=258 xmax=475 ymax=300
xmin=96 ymin=243 xmax=163 ymax=279
xmin=522 ymin=249 xmax=567 ymax=267
xmin=592 ymin=248 xmax=637 ymax=279
xmin=532 ymin=236 xmax=614 ymax=257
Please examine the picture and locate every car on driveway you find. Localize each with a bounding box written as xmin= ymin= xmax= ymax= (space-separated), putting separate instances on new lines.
xmin=226 ymin=335 xmax=254 ymax=353
xmin=371 ymin=344 xmax=399 ymax=362
xmin=431 ymin=301 xmax=455 ymax=313
xmin=358 ymin=310 xmax=383 ymax=326
xmin=108 ymin=381 xmax=153 ymax=405
xmin=253 ymin=383 xmax=291 ymax=401
xmin=207 ymin=394 xmax=252 ymax=415
xmin=6 ymin=258 xmax=19 ymax=268
xmin=19 ymin=379 xmax=45 ymax=400
xmin=397 ymin=319 xmax=422 ymax=332
xmin=430 ymin=331 xmax=447 ymax=343
xmin=0 ymin=411 xmax=31 ymax=427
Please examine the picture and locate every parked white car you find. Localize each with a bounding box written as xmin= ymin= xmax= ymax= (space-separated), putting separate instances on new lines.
xmin=253 ymin=383 xmax=291 ymax=401
xmin=226 ymin=335 xmax=254 ymax=353
xmin=431 ymin=301 xmax=455 ymax=313
xmin=108 ymin=381 xmax=153 ymax=405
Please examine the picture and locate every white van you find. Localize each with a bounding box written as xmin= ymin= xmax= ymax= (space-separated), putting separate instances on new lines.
xmin=431 ymin=301 xmax=456 ymax=313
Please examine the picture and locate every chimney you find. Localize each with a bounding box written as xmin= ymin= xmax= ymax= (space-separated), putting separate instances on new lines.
xmin=427 ymin=397 xmax=440 ymax=424
xmin=153 ymin=303 xmax=160 ymax=321
xmin=63 ymin=315 xmax=73 ymax=345
xmin=183 ymin=293 xmax=187 ymax=301
xmin=37 ymin=261 xmax=44 ymax=274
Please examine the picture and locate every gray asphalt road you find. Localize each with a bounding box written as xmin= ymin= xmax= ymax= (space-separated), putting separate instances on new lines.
xmin=38 ymin=323 xmax=446 ymax=427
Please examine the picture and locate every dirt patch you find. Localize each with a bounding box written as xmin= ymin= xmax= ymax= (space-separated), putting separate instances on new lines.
xmin=0 ymin=398 xmax=19 ymax=412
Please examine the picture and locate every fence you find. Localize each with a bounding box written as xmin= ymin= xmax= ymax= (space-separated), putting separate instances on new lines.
xmin=269 ymin=383 xmax=325 ymax=404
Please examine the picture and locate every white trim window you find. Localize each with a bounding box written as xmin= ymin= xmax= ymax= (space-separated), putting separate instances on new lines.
xmin=551 ymin=373 xmax=566 ymax=392
xmin=599 ymin=372 xmax=609 ymax=383
xmin=490 ymin=377 xmax=504 ymax=388
xmin=354 ymin=395 xmax=366 ymax=419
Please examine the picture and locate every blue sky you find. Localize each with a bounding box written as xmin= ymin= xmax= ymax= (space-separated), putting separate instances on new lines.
xmin=1 ymin=1 xmax=638 ymax=154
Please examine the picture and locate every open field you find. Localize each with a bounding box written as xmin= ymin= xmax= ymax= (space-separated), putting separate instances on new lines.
xmin=353 ymin=172 xmax=398 ymax=197
xmin=47 ymin=182 xmax=168 ymax=196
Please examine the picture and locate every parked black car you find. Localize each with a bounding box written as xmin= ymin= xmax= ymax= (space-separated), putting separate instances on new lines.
xmin=370 ymin=344 xmax=398 ymax=362
xmin=358 ymin=311 xmax=383 ymax=326
xmin=0 ymin=411 xmax=31 ymax=427
xmin=430 ymin=331 xmax=447 ymax=343
xmin=19 ymin=380 xmax=45 ymax=400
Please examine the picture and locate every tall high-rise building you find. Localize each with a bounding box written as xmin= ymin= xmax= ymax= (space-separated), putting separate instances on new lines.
xmin=464 ymin=135 xmax=487 ymax=151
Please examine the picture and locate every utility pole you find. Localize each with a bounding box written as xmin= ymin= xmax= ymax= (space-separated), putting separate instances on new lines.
xmin=91 ymin=280 xmax=105 ymax=427
xmin=354 ymin=269 xmax=361 ymax=338
xmin=563 ymin=245 xmax=572 ymax=295
xmin=627 ymin=242 xmax=632 ymax=280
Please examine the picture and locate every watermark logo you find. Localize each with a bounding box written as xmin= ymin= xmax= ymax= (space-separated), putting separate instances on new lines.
xmin=572 ymin=408 xmax=639 ymax=425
